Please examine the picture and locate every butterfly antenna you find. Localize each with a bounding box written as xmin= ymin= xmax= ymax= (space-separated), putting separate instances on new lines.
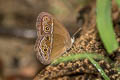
xmin=71 ymin=27 xmax=82 ymax=40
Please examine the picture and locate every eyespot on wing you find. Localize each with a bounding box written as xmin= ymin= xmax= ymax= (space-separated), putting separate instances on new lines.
xmin=36 ymin=12 xmax=53 ymax=35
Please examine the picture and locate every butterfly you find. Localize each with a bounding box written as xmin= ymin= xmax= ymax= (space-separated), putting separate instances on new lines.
xmin=34 ymin=12 xmax=73 ymax=65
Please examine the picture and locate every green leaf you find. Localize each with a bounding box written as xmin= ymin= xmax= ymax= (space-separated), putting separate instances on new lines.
xmin=86 ymin=54 xmax=110 ymax=80
xmin=96 ymin=0 xmax=119 ymax=54
xmin=116 ymin=0 xmax=120 ymax=7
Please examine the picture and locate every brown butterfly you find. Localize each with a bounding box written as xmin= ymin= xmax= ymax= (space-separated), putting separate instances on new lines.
xmin=34 ymin=12 xmax=73 ymax=65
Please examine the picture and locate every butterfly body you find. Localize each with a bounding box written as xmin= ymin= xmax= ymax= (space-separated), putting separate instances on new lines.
xmin=35 ymin=12 xmax=72 ymax=65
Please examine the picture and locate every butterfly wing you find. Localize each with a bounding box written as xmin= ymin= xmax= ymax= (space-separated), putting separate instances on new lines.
xmin=35 ymin=12 xmax=72 ymax=65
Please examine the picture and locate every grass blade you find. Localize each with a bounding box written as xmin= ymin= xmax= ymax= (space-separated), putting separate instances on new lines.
xmin=96 ymin=0 xmax=119 ymax=54
xmin=52 ymin=53 xmax=111 ymax=65
xmin=86 ymin=54 xmax=110 ymax=80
